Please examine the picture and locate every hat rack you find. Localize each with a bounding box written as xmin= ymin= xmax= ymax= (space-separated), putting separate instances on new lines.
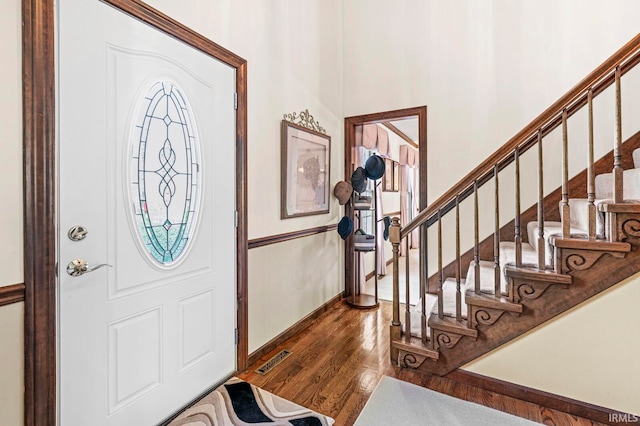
xmin=347 ymin=179 xmax=380 ymax=309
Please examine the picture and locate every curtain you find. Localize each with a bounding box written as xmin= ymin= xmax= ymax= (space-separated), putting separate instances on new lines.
xmin=400 ymin=146 xmax=420 ymax=250
xmin=409 ymin=166 xmax=420 ymax=249
xmin=400 ymin=164 xmax=409 ymax=257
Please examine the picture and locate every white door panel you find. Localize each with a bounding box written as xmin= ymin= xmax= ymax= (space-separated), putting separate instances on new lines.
xmin=58 ymin=1 xmax=237 ymax=424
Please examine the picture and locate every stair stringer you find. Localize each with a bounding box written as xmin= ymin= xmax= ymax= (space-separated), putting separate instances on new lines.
xmin=412 ymin=239 xmax=640 ymax=376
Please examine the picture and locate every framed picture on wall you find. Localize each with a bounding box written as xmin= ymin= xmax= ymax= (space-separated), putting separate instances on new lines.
xmin=281 ymin=120 xmax=331 ymax=218
xmin=393 ymin=161 xmax=400 ymax=192
xmin=383 ymin=158 xmax=393 ymax=192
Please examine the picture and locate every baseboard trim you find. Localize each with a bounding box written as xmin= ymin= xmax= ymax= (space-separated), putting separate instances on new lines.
xmin=247 ymin=292 xmax=344 ymax=367
xmin=365 ymin=258 xmax=394 ymax=281
xmin=446 ymin=369 xmax=627 ymax=424
xmin=0 ymin=283 xmax=26 ymax=307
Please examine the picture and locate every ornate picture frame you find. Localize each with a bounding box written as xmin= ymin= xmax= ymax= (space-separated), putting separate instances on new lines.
xmin=281 ymin=120 xmax=331 ymax=218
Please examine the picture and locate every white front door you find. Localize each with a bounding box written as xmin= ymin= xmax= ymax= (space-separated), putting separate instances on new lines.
xmin=58 ymin=1 xmax=237 ymax=424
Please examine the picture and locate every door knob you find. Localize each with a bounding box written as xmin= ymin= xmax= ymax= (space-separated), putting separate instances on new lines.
xmin=66 ymin=259 xmax=113 ymax=277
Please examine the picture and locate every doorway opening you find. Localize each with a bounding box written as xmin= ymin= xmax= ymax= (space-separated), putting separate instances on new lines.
xmin=343 ymin=106 xmax=427 ymax=304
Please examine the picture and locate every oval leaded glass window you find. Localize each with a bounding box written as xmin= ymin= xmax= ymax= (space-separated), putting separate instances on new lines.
xmin=128 ymin=81 xmax=202 ymax=267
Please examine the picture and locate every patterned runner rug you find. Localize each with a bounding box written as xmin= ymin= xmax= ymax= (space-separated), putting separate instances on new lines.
xmin=168 ymin=377 xmax=335 ymax=425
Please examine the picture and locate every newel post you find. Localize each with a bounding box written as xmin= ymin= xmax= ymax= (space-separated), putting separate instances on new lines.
xmin=389 ymin=217 xmax=401 ymax=363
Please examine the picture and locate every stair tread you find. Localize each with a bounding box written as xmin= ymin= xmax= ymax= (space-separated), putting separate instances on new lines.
xmin=597 ymin=200 xmax=640 ymax=213
xmin=549 ymin=235 xmax=631 ymax=252
xmin=504 ymin=264 xmax=572 ymax=284
xmin=393 ymin=339 xmax=439 ymax=360
xmin=464 ymin=292 xmax=523 ymax=313
xmin=428 ymin=315 xmax=478 ymax=338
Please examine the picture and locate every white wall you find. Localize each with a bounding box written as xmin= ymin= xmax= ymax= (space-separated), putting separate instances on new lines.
xmin=0 ymin=0 xmax=24 ymax=423
xmin=343 ymin=0 xmax=640 ymax=414
xmin=144 ymin=0 xmax=346 ymax=352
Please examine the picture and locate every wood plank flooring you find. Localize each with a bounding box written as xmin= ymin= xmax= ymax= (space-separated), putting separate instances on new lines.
xmin=238 ymin=300 xmax=606 ymax=425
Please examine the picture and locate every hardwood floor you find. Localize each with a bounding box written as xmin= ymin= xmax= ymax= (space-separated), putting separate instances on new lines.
xmin=238 ymin=300 xmax=606 ymax=425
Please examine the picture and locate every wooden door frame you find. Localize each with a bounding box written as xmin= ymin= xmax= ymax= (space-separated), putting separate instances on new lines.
xmin=343 ymin=106 xmax=427 ymax=298
xmin=22 ymin=1 xmax=248 ymax=424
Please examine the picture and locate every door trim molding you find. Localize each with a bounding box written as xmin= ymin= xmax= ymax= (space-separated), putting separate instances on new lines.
xmin=22 ymin=0 xmax=56 ymax=423
xmin=22 ymin=1 xmax=249 ymax=424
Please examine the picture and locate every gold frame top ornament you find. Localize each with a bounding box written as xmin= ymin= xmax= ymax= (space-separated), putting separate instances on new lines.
xmin=283 ymin=109 xmax=326 ymax=134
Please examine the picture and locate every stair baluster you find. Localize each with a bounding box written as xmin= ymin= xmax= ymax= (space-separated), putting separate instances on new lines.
xmin=421 ymin=226 xmax=428 ymax=344
xmin=494 ymin=165 xmax=501 ymax=296
xmin=404 ymin=237 xmax=411 ymax=342
xmin=614 ymin=66 xmax=623 ymax=205
xmin=474 ymin=180 xmax=480 ymax=295
xmin=455 ymin=195 xmax=462 ymax=321
xmin=389 ymin=217 xmax=401 ymax=363
xmin=537 ymin=130 xmax=546 ymax=270
xmin=588 ymin=88 xmax=596 ymax=240
xmin=514 ymin=148 xmax=522 ymax=268
xmin=561 ymin=109 xmax=571 ymax=238
xmin=437 ymin=210 xmax=444 ymax=319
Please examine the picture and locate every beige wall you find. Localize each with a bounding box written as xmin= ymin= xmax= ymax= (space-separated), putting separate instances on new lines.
xmin=248 ymin=232 xmax=342 ymax=352
xmin=343 ymin=0 xmax=640 ymax=414
xmin=464 ymin=273 xmax=640 ymax=415
xmin=1 ymin=0 xmax=24 ymax=423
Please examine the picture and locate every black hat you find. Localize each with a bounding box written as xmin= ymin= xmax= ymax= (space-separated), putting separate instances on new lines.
xmin=365 ymin=154 xmax=385 ymax=180
xmin=337 ymin=216 xmax=354 ymax=240
xmin=351 ymin=167 xmax=368 ymax=193
xmin=383 ymin=216 xmax=391 ymax=241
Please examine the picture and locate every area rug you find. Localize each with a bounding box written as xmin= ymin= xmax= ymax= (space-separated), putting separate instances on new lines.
xmin=168 ymin=377 xmax=335 ymax=425
xmin=354 ymin=376 xmax=538 ymax=425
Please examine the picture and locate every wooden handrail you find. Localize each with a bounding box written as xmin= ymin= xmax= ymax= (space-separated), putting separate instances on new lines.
xmin=401 ymin=33 xmax=640 ymax=240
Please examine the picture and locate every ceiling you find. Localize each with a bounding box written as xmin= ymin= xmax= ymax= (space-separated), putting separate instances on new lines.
xmin=387 ymin=117 xmax=419 ymax=143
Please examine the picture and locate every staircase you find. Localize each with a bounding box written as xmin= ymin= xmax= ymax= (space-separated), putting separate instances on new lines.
xmin=388 ymin=34 xmax=640 ymax=376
